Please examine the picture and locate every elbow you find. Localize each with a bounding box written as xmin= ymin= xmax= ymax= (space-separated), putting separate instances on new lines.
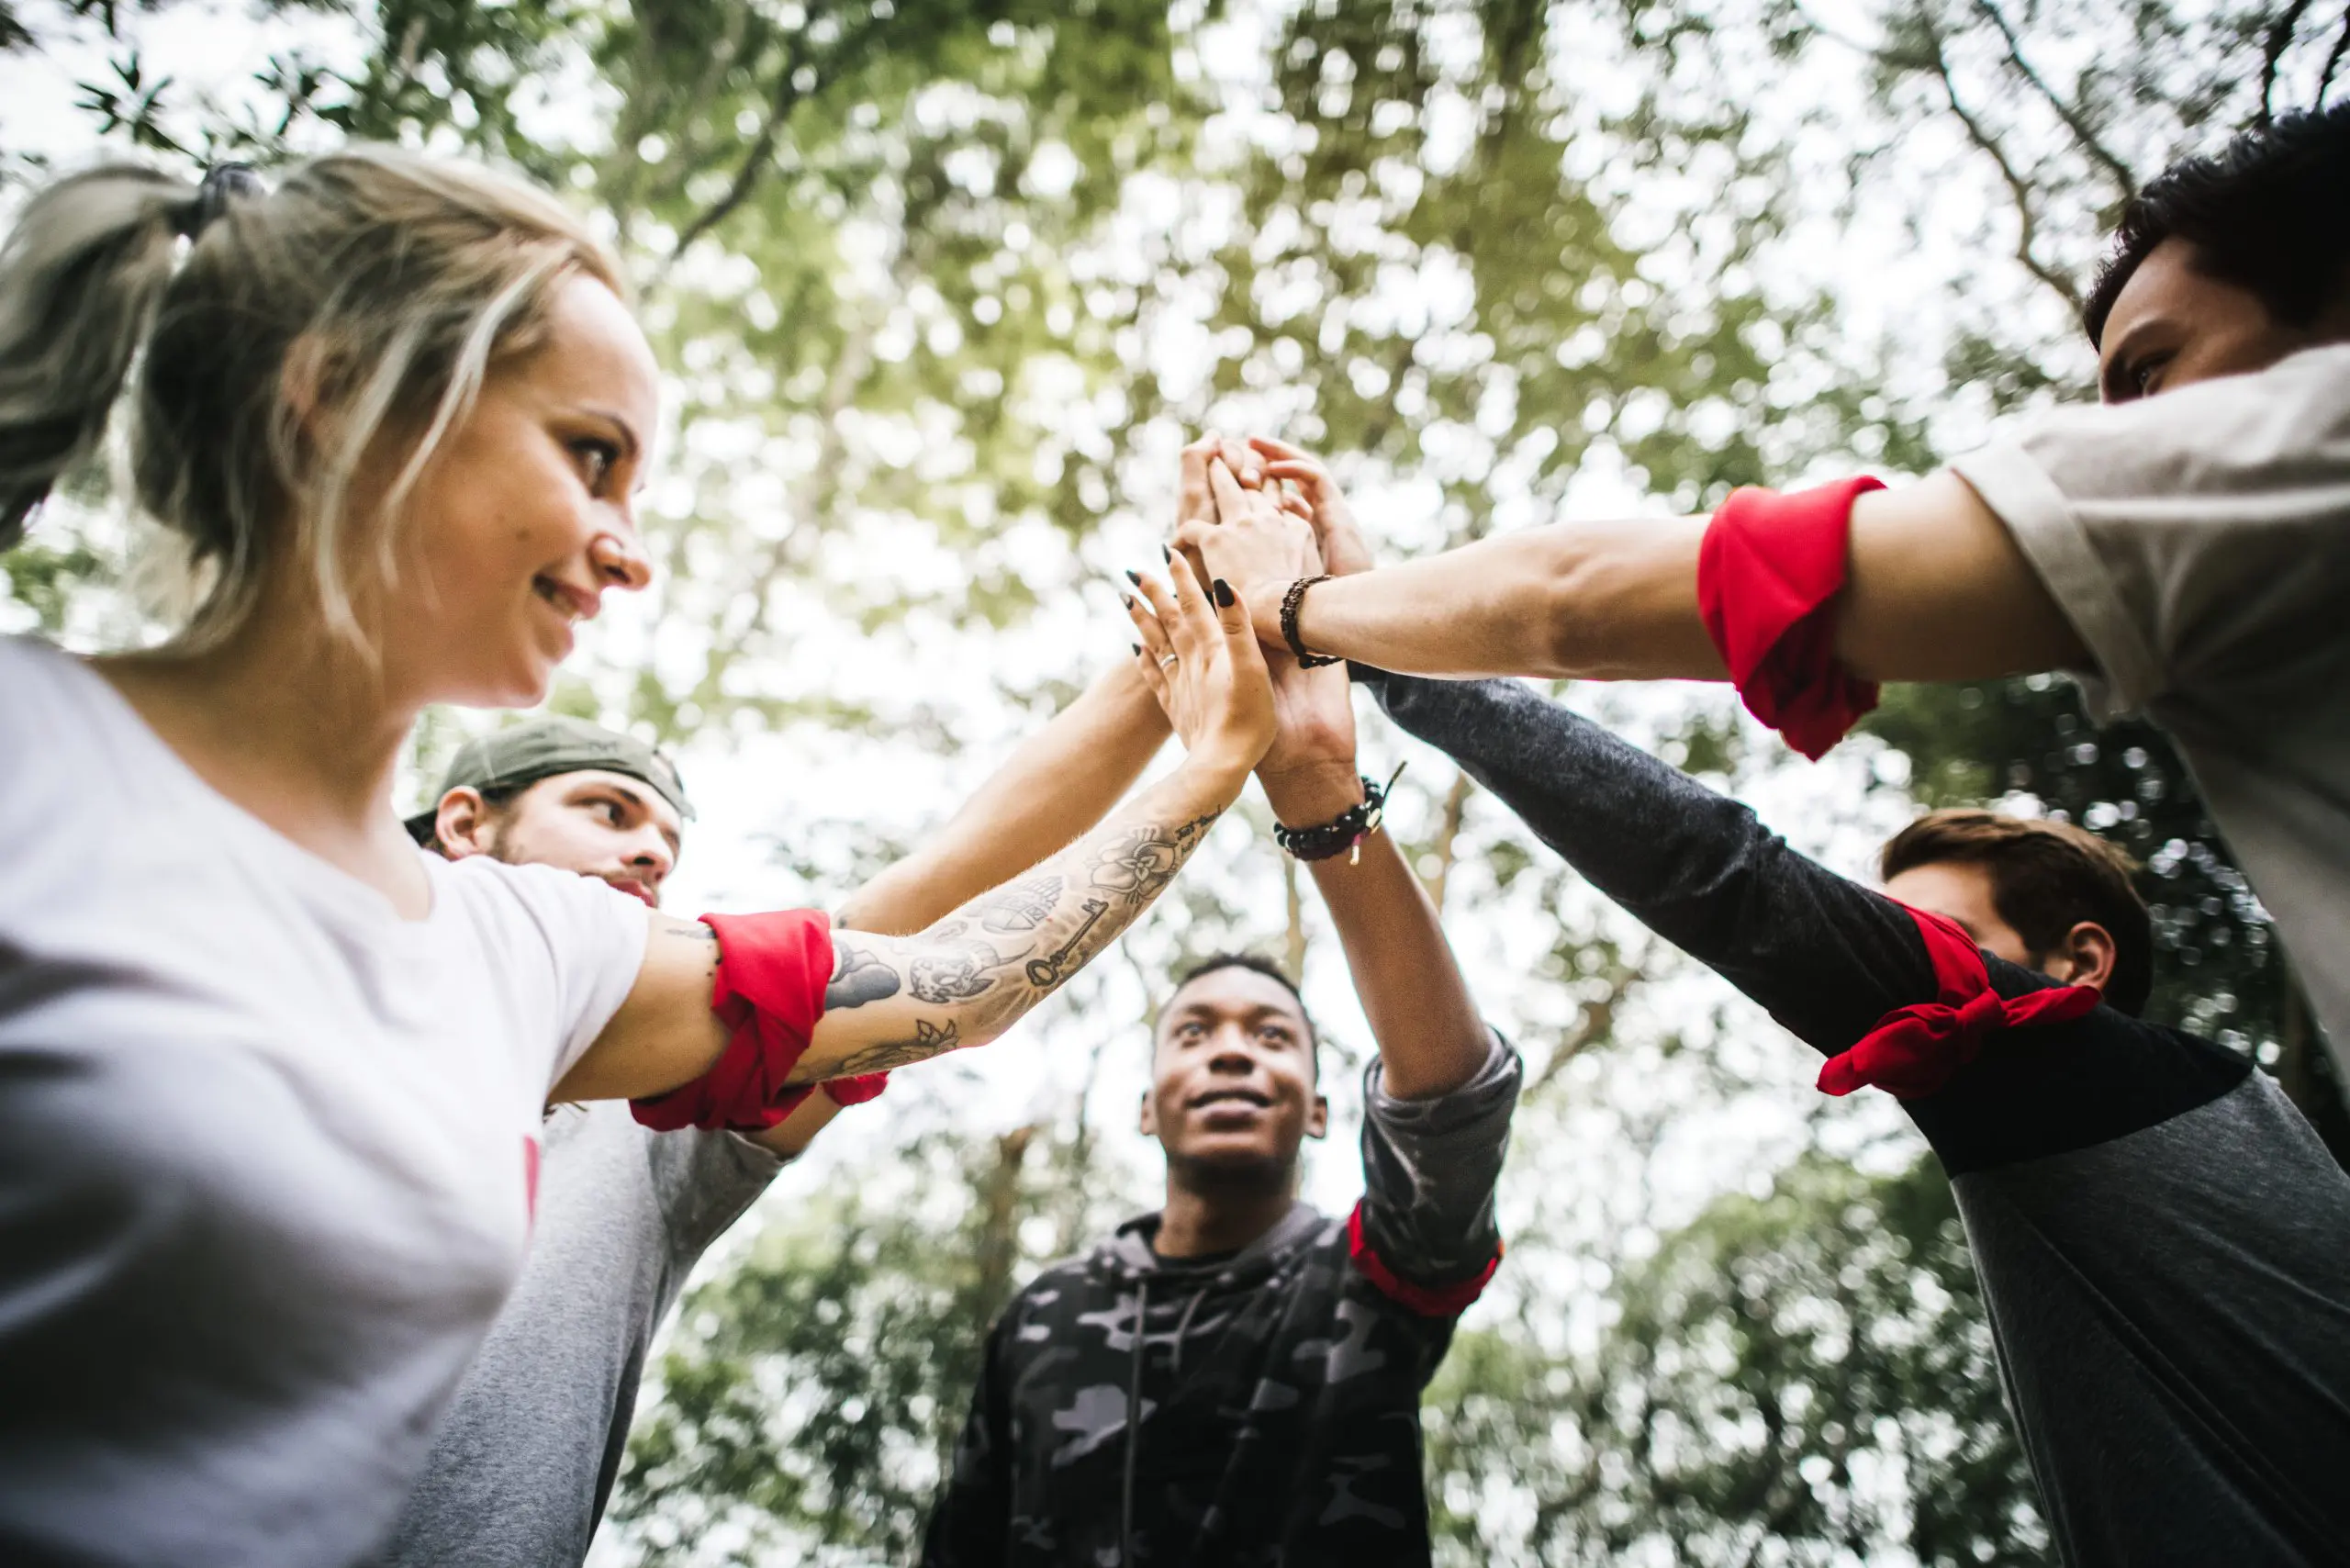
xmin=1536 ymin=553 xmax=1596 ymax=680
xmin=1532 ymin=517 xmax=1715 ymax=682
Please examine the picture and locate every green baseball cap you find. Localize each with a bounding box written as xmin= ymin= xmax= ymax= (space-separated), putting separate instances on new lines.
xmin=405 ymin=716 xmax=694 ymax=845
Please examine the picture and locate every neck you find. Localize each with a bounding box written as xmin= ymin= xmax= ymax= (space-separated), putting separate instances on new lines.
xmin=97 ymin=584 xmax=426 ymax=902
xmin=1153 ymin=1157 xmax=1298 ymax=1259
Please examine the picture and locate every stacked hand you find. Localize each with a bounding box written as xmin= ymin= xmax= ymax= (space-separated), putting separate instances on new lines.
xmin=1171 ymin=435 xmax=1376 ymax=659
xmin=1118 ymin=535 xmax=1279 ymax=790
xmin=1145 ymin=435 xmax=1381 ymax=814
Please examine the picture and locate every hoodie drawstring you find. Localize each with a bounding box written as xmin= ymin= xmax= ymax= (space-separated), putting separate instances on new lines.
xmin=1169 ymin=1285 xmax=1208 ymax=1376
xmin=1120 ymin=1276 xmax=1148 ymax=1568
xmin=1120 ymin=1279 xmax=1215 ymax=1563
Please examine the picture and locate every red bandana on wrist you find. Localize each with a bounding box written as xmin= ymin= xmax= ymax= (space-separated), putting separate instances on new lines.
xmin=1697 ymin=477 xmax=1886 ymax=760
xmin=1819 ymin=903 xmax=2101 ymax=1100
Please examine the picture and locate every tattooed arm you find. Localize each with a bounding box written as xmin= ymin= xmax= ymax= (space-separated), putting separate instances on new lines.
xmin=834 ymin=658 xmax=1170 ymax=938
xmin=557 ymin=552 xmax=1275 ymax=1103
xmin=787 ymin=780 xmax=1230 ymax=1080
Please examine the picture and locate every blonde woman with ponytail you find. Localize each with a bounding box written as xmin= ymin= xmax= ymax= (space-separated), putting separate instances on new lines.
xmin=0 ymin=152 xmax=1278 ymax=1566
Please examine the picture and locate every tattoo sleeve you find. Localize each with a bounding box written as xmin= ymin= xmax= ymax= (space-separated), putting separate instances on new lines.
xmin=788 ymin=791 xmax=1226 ymax=1084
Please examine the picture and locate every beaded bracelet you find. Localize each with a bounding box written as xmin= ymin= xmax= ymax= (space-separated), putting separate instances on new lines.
xmin=1273 ymin=763 xmax=1407 ymax=863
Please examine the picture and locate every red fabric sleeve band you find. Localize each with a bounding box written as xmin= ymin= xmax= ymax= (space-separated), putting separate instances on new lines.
xmin=1817 ymin=903 xmax=2100 ymax=1101
xmin=631 ymin=909 xmax=834 ymax=1133
xmin=1346 ymin=1201 xmax=1502 ymax=1318
xmin=1697 ymin=476 xmax=1887 ymax=760
xmin=823 ymin=1072 xmax=890 ymax=1106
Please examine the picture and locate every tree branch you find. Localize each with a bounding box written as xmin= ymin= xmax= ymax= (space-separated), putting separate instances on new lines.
xmin=1526 ymin=962 xmax=1632 ymax=1096
xmin=1924 ymin=19 xmax=2084 ymax=312
xmin=2259 ymin=0 xmax=2319 ymax=125
xmin=1968 ymin=0 xmax=2137 ymax=198
xmin=1420 ymin=768 xmax=1473 ymax=913
xmin=2320 ymin=2 xmax=2350 ymax=105
xmin=669 ymin=33 xmax=815 ymax=256
xmin=671 ymin=11 xmax=895 ymax=257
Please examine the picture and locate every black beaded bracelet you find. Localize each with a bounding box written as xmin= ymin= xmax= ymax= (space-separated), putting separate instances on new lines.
xmin=1280 ymin=576 xmax=1343 ymax=668
xmin=1273 ymin=763 xmax=1406 ymax=863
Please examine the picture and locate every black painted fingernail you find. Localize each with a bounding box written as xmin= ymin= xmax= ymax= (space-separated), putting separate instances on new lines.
xmin=1132 ymin=643 xmax=1143 ymax=656
xmin=1213 ymin=578 xmax=1236 ymax=609
xmin=1161 ymin=543 xmax=1172 ymax=563
xmin=1125 ymin=568 xmax=1142 ymax=586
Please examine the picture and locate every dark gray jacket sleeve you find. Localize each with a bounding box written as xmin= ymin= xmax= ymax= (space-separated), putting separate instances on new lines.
xmin=1357 ymin=1032 xmax=1521 ymax=1294
xmin=1363 ymin=667 xmax=2265 ymax=1176
xmin=1365 ymin=669 xmax=1938 ymax=1058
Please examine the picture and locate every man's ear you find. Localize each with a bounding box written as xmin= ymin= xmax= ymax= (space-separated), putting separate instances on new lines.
xmin=1305 ymin=1092 xmax=1329 ymax=1141
xmin=1138 ymin=1088 xmax=1157 ymax=1138
xmin=2049 ymin=919 xmax=2118 ymax=994
xmin=433 ymin=788 xmax=497 ymax=860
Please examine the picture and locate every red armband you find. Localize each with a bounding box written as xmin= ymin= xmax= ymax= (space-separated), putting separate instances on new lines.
xmin=823 ymin=1072 xmax=890 ymax=1106
xmin=1697 ymin=476 xmax=1886 ymax=760
xmin=1346 ymin=1202 xmax=1503 ymax=1318
xmin=631 ymin=909 xmax=834 ymax=1133
xmin=1818 ymin=904 xmax=2100 ymax=1100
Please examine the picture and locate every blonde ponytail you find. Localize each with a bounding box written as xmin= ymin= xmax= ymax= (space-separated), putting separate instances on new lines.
xmin=0 ymin=165 xmax=196 ymax=548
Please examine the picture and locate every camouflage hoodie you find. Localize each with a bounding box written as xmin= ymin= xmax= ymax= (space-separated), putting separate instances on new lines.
xmin=923 ymin=1037 xmax=1522 ymax=1568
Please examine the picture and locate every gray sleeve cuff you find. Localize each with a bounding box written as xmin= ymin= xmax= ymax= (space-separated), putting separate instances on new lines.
xmin=1364 ymin=1028 xmax=1519 ymax=1126
xmin=1356 ymin=1031 xmax=1521 ymax=1292
xmin=652 ymin=1127 xmax=788 ymax=1264
xmin=1951 ymin=442 xmax=2164 ymax=719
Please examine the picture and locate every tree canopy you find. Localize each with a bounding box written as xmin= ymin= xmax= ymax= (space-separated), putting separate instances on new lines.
xmin=5 ymin=0 xmax=2344 ymax=1560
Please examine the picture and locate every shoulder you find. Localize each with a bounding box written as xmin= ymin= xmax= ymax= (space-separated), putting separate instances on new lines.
xmin=0 ymin=636 xmax=122 ymax=774
xmin=1911 ymin=958 xmax=2254 ymax=1178
xmin=2009 ymin=344 xmax=2350 ymax=472
xmin=427 ymin=854 xmax=646 ymax=954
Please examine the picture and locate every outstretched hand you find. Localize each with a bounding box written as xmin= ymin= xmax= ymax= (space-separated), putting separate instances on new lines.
xmin=1121 ymin=547 xmax=1280 ymax=781
xmin=1243 ymin=437 xmax=1376 ymax=578
xmin=1172 ymin=457 xmax=1318 ymax=654
xmin=1173 ymin=435 xmax=1379 ymax=666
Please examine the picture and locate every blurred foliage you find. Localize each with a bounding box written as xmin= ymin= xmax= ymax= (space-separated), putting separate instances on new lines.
xmin=619 ymin=1118 xmax=1150 ymax=1564
xmin=7 ymin=0 xmax=2347 ymax=1561
xmin=1426 ymin=1149 xmax=2042 ymax=1565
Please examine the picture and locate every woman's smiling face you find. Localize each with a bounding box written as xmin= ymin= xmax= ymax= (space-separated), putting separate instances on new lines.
xmin=376 ymin=273 xmax=662 ymax=709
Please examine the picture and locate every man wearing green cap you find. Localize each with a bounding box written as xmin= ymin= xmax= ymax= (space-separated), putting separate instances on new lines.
xmin=402 ymin=715 xmax=698 ymax=910
xmin=379 ymin=665 xmax=1177 ymax=1568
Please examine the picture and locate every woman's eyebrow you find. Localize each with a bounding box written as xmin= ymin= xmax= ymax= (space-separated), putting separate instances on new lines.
xmin=576 ymin=406 xmax=643 ymax=460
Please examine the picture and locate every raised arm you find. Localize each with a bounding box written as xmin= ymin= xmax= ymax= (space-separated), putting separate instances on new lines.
xmin=554 ymin=554 xmax=1274 ymax=1104
xmin=836 ymin=660 xmax=1169 ymax=937
xmin=1185 ymin=442 xmax=2087 ymax=684
xmin=1367 ymin=667 xmax=1937 ymax=1055
xmin=1214 ymin=443 xmax=1943 ymax=1052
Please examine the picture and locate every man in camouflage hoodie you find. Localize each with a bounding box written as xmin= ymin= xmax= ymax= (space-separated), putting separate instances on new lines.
xmin=922 ymin=512 xmax=1523 ymax=1566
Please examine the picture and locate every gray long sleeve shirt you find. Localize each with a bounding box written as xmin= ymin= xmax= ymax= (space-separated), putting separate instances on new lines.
xmin=1366 ymin=667 xmax=2350 ymax=1568
xmin=374 ymin=1103 xmax=784 ymax=1568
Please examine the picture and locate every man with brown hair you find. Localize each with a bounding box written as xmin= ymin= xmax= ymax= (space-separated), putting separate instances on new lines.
xmin=1353 ymin=660 xmax=2350 ymax=1565
xmin=1875 ymin=809 xmax=2154 ymax=1018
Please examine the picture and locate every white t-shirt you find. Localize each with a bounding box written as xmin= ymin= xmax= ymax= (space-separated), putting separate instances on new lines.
xmin=1953 ymin=343 xmax=2350 ymax=1071
xmin=0 ymin=635 xmax=651 ymax=1568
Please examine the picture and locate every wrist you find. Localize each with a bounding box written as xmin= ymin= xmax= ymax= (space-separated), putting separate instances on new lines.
xmin=1259 ymin=757 xmax=1366 ymax=823
xmin=1171 ymin=748 xmax=1257 ymax=807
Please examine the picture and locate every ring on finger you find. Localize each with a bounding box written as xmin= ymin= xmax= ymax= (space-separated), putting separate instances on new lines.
xmin=1157 ymin=653 xmax=1179 ymax=670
